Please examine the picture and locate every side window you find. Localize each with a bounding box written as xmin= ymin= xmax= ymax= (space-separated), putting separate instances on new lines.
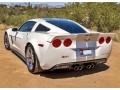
xmin=19 ymin=21 xmax=36 ymax=32
xmin=35 ymin=24 xmax=50 ymax=32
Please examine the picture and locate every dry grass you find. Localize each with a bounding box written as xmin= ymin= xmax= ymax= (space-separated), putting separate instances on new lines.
xmin=112 ymin=30 xmax=120 ymax=42
xmin=0 ymin=24 xmax=12 ymax=31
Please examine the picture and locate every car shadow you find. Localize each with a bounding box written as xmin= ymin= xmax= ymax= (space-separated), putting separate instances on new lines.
xmin=11 ymin=50 xmax=26 ymax=65
xmin=11 ymin=50 xmax=109 ymax=79
xmin=39 ymin=64 xmax=109 ymax=79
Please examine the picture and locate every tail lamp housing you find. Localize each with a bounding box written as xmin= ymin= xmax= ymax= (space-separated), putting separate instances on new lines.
xmin=99 ymin=36 xmax=111 ymax=44
xmin=52 ymin=39 xmax=61 ymax=48
xmin=63 ymin=38 xmax=72 ymax=47
xmin=106 ymin=36 xmax=111 ymax=44
xmin=99 ymin=37 xmax=104 ymax=44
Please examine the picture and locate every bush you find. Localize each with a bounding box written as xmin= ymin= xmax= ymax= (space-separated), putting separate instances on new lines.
xmin=0 ymin=2 xmax=120 ymax=32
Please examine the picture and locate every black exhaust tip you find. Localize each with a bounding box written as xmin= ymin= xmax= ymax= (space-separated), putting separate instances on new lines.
xmin=91 ymin=63 xmax=96 ymax=69
xmin=85 ymin=63 xmax=96 ymax=70
xmin=72 ymin=64 xmax=84 ymax=71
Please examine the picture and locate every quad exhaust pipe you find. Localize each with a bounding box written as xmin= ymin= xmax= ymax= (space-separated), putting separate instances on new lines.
xmin=72 ymin=63 xmax=96 ymax=71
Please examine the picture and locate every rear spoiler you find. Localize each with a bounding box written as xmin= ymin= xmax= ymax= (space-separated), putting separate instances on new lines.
xmin=52 ymin=33 xmax=114 ymax=42
xmin=99 ymin=33 xmax=115 ymax=38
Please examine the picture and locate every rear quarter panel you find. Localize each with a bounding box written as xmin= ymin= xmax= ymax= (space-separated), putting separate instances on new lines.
xmin=27 ymin=32 xmax=55 ymax=68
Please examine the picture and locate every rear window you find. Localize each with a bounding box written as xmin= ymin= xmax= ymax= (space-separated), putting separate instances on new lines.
xmin=46 ymin=19 xmax=86 ymax=33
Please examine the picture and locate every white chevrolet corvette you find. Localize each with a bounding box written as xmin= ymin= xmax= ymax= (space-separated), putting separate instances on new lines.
xmin=4 ymin=18 xmax=113 ymax=73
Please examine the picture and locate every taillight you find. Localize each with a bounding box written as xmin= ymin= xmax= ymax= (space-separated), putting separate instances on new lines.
xmin=99 ymin=37 xmax=104 ymax=44
xmin=106 ymin=36 xmax=111 ymax=44
xmin=52 ymin=39 xmax=61 ymax=48
xmin=64 ymin=38 xmax=72 ymax=47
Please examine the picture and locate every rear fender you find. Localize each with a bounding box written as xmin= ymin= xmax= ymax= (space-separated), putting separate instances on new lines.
xmin=26 ymin=38 xmax=52 ymax=67
xmin=26 ymin=39 xmax=42 ymax=58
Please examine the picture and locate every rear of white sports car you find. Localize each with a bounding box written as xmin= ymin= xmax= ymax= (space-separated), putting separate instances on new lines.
xmin=37 ymin=19 xmax=113 ymax=71
xmin=39 ymin=33 xmax=112 ymax=71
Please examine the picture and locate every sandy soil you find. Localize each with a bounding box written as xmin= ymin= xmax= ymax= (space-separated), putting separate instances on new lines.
xmin=0 ymin=30 xmax=120 ymax=88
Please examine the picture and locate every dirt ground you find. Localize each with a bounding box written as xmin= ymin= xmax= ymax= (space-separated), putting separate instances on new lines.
xmin=0 ymin=30 xmax=120 ymax=88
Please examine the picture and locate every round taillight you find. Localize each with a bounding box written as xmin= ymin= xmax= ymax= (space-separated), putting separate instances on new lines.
xmin=64 ymin=38 xmax=72 ymax=47
xmin=99 ymin=37 xmax=104 ymax=44
xmin=106 ymin=36 xmax=111 ymax=44
xmin=52 ymin=39 xmax=61 ymax=48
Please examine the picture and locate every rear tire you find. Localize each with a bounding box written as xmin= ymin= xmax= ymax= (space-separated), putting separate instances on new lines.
xmin=25 ymin=44 xmax=43 ymax=74
xmin=4 ymin=33 xmax=10 ymax=50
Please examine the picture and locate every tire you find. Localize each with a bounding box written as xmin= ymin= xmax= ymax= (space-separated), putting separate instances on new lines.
xmin=25 ymin=44 xmax=43 ymax=73
xmin=4 ymin=33 xmax=10 ymax=50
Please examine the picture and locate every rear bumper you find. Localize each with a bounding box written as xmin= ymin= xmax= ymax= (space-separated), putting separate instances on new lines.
xmin=50 ymin=58 xmax=107 ymax=70
xmin=39 ymin=45 xmax=111 ymax=70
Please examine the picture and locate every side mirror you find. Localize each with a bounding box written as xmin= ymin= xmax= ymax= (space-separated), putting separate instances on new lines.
xmin=12 ymin=28 xmax=18 ymax=31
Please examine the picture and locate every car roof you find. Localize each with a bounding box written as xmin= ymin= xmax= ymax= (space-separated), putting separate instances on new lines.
xmin=29 ymin=18 xmax=71 ymax=22
xmin=28 ymin=18 xmax=90 ymax=33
